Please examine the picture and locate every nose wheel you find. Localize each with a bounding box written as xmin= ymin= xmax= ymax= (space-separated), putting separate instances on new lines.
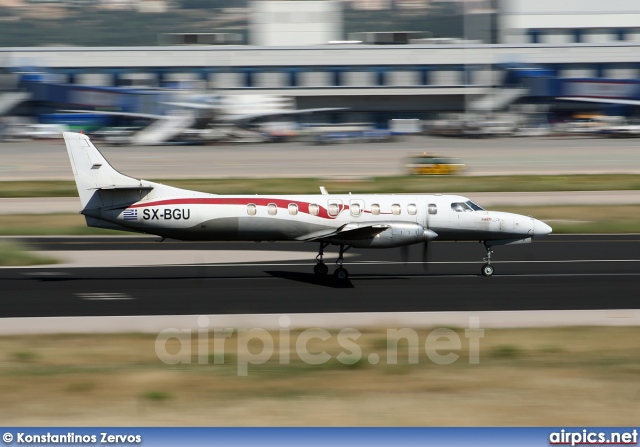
xmin=481 ymin=244 xmax=494 ymax=277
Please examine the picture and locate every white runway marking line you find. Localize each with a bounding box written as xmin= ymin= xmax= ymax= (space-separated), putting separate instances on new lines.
xmin=174 ymin=259 xmax=640 ymax=268
xmin=360 ymin=259 xmax=640 ymax=265
xmin=76 ymin=292 xmax=134 ymax=301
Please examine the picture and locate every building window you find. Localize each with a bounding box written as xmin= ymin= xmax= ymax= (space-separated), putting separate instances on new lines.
xmin=268 ymin=203 xmax=277 ymax=215
xmin=247 ymin=203 xmax=257 ymax=216
xmin=371 ymin=204 xmax=380 ymax=215
xmin=527 ymin=29 xmax=541 ymax=44
xmin=392 ymin=204 xmax=401 ymax=215
xmin=573 ymin=29 xmax=583 ymax=44
xmin=407 ymin=204 xmax=417 ymax=215
xmin=288 ymin=203 xmax=298 ymax=215
xmin=309 ymin=203 xmax=319 ymax=216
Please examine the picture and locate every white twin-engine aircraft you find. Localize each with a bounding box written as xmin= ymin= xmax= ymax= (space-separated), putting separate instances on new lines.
xmin=63 ymin=132 xmax=552 ymax=280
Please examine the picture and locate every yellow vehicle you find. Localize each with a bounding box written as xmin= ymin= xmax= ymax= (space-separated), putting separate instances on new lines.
xmin=405 ymin=154 xmax=465 ymax=175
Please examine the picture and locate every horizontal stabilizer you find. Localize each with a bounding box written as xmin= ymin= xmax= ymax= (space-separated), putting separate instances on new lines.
xmin=90 ymin=185 xmax=154 ymax=191
xmin=84 ymin=216 xmax=145 ymax=234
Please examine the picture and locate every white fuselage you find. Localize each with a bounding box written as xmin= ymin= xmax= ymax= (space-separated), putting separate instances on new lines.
xmin=87 ymin=192 xmax=550 ymax=246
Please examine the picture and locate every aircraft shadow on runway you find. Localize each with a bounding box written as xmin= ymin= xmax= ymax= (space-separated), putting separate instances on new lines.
xmin=265 ymin=271 xmax=356 ymax=288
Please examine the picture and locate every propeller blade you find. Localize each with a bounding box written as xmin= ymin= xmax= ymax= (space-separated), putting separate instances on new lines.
xmin=422 ymin=241 xmax=430 ymax=272
xmin=421 ymin=229 xmax=437 ymax=273
xmin=400 ymin=245 xmax=410 ymax=264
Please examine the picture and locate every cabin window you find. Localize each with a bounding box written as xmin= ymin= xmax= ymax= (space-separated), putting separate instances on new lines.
xmin=247 ymin=203 xmax=257 ymax=216
xmin=288 ymin=203 xmax=298 ymax=215
xmin=268 ymin=203 xmax=277 ymax=215
xmin=407 ymin=203 xmax=417 ymax=215
xmin=391 ymin=204 xmax=401 ymax=215
xmin=371 ymin=204 xmax=380 ymax=215
xmin=328 ymin=203 xmax=340 ymax=217
xmin=309 ymin=203 xmax=319 ymax=216
xmin=350 ymin=203 xmax=361 ymax=217
xmin=428 ymin=204 xmax=437 ymax=215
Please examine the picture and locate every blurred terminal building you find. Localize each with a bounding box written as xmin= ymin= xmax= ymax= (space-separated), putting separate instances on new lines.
xmin=2 ymin=0 xmax=640 ymax=127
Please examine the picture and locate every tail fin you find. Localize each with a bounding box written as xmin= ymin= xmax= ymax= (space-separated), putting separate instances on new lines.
xmin=63 ymin=132 xmax=149 ymax=209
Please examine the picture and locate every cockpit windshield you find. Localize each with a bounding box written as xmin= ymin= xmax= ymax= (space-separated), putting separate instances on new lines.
xmin=451 ymin=201 xmax=485 ymax=212
xmin=465 ymin=200 xmax=484 ymax=211
xmin=451 ymin=202 xmax=471 ymax=212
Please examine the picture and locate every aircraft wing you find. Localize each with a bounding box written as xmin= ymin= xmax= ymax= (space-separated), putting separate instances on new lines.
xmin=558 ymin=97 xmax=640 ymax=106
xmin=162 ymin=102 xmax=346 ymax=122
xmin=220 ymin=108 xmax=347 ymax=123
xmin=61 ymin=109 xmax=164 ymax=120
xmin=162 ymin=102 xmax=224 ymax=111
xmin=62 ymin=109 xmax=196 ymax=145
xmin=298 ymin=223 xmax=391 ymax=242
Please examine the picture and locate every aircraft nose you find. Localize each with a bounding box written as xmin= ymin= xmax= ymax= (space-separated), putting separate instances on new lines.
xmin=533 ymin=219 xmax=552 ymax=236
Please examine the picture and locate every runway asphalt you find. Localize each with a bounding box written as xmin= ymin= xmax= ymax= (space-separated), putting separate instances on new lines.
xmin=1 ymin=234 xmax=640 ymax=318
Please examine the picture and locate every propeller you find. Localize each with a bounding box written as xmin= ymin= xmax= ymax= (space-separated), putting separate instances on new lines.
xmin=422 ymin=229 xmax=438 ymax=273
xmin=400 ymin=242 xmax=429 ymax=271
xmin=400 ymin=245 xmax=410 ymax=264
xmin=422 ymin=240 xmax=430 ymax=272
xmin=401 ymin=229 xmax=437 ymax=271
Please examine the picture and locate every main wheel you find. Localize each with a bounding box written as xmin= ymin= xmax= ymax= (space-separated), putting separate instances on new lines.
xmin=481 ymin=263 xmax=494 ymax=277
xmin=333 ymin=267 xmax=349 ymax=281
xmin=314 ymin=263 xmax=329 ymax=276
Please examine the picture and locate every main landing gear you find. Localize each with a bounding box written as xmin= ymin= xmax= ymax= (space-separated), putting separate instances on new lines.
xmin=314 ymin=243 xmax=351 ymax=280
xmin=481 ymin=242 xmax=494 ymax=277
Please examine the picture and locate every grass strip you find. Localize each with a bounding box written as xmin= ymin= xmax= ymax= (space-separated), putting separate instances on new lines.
xmin=4 ymin=174 xmax=640 ymax=198
xmin=0 ymin=327 xmax=639 ymax=425
xmin=0 ymin=214 xmax=121 ymax=236
xmin=0 ymin=240 xmax=58 ymax=266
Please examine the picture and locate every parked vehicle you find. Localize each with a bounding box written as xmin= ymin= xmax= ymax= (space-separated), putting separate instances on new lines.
xmin=404 ymin=153 xmax=465 ymax=175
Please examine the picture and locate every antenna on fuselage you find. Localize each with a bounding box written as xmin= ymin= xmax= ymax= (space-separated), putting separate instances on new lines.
xmin=320 ymin=186 xmax=329 ymax=195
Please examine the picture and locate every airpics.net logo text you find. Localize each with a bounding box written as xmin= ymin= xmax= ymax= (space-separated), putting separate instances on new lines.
xmin=154 ymin=316 xmax=485 ymax=376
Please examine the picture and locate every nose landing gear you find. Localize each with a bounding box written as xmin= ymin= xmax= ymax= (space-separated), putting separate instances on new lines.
xmin=481 ymin=243 xmax=494 ymax=277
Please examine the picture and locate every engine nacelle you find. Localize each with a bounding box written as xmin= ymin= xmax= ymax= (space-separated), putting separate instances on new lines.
xmin=328 ymin=222 xmax=434 ymax=248
xmin=486 ymin=237 xmax=531 ymax=247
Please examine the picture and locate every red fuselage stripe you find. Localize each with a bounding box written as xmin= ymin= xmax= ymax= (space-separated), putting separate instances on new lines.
xmin=123 ymin=198 xmax=342 ymax=219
